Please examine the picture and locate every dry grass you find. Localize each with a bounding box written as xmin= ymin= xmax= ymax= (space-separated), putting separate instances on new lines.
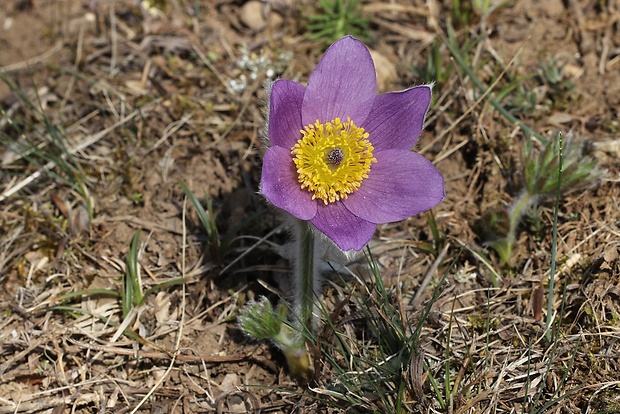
xmin=1 ymin=0 xmax=619 ymax=412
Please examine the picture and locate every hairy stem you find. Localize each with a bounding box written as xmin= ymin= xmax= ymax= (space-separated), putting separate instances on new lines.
xmin=490 ymin=191 xmax=536 ymax=264
xmin=509 ymin=191 xmax=536 ymax=238
xmin=293 ymin=219 xmax=318 ymax=332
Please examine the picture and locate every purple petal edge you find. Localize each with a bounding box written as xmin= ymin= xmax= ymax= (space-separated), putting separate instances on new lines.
xmin=362 ymin=85 xmax=432 ymax=151
xmin=268 ymin=79 xmax=306 ymax=149
xmin=302 ymin=36 xmax=377 ymax=126
xmin=311 ymin=201 xmax=376 ymax=251
xmin=344 ymin=149 xmax=444 ymax=224
xmin=261 ymin=146 xmax=317 ymax=220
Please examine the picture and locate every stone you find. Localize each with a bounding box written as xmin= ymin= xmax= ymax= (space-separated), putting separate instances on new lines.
xmin=369 ymin=49 xmax=397 ymax=92
xmin=240 ymin=1 xmax=266 ymax=31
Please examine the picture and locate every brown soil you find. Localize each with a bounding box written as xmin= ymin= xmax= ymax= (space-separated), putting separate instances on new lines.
xmin=1 ymin=0 xmax=619 ymax=412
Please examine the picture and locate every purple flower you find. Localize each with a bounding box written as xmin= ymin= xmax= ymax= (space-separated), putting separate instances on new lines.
xmin=261 ymin=36 xmax=445 ymax=251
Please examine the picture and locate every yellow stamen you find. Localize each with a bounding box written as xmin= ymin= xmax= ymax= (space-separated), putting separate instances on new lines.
xmin=291 ymin=117 xmax=376 ymax=204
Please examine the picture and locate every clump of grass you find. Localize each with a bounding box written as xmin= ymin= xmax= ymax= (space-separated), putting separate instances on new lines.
xmin=0 ymin=74 xmax=93 ymax=218
xmin=311 ymin=248 xmax=451 ymax=412
xmin=440 ymin=22 xmax=550 ymax=145
xmin=537 ymin=57 xmax=574 ymax=99
xmin=451 ymin=0 xmax=496 ymax=27
xmin=51 ymin=229 xmax=187 ymax=339
xmin=434 ymin=22 xmax=599 ymax=267
xmin=475 ymin=132 xmax=600 ymax=265
xmin=413 ymin=40 xmax=453 ymax=87
xmin=494 ymin=57 xmax=575 ymax=115
xmin=178 ymin=180 xmax=225 ymax=265
xmin=305 ymin=0 xmax=371 ymax=47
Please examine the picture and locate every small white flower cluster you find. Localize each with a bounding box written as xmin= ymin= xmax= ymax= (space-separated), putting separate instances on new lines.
xmin=228 ymin=47 xmax=292 ymax=93
xmin=454 ymin=266 xmax=477 ymax=284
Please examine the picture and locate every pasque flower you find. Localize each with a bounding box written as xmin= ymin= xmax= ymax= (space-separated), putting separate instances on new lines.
xmin=261 ymin=36 xmax=445 ymax=251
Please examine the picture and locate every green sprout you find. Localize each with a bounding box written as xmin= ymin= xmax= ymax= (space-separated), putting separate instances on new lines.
xmin=452 ymin=0 xmax=494 ymax=26
xmin=306 ymin=0 xmax=371 ymax=47
xmin=122 ymin=229 xmax=143 ymax=319
xmin=476 ymin=132 xmax=600 ymax=264
xmin=498 ymin=81 xmax=539 ymax=115
xmin=538 ymin=57 xmax=574 ymax=96
xmin=414 ymin=40 xmax=452 ymax=87
xmin=179 ymin=180 xmax=223 ymax=265
xmin=51 ymin=230 xmax=187 ymax=338
xmin=521 ymin=133 xmax=598 ymax=196
xmin=237 ymin=297 xmax=311 ymax=382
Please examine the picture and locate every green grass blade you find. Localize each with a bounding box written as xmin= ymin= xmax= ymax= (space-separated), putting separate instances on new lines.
xmin=546 ymin=133 xmax=563 ymax=342
xmin=441 ymin=22 xmax=548 ymax=145
xmin=179 ymin=180 xmax=220 ymax=245
xmin=123 ymin=230 xmax=143 ymax=318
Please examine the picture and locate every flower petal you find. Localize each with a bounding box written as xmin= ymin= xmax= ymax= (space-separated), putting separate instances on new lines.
xmin=343 ymin=149 xmax=444 ymax=224
xmin=311 ymin=201 xmax=376 ymax=251
xmin=268 ymin=79 xmax=306 ymax=149
xmin=261 ymin=146 xmax=317 ymax=220
xmin=362 ymin=85 xmax=432 ymax=150
xmin=302 ymin=36 xmax=376 ymax=126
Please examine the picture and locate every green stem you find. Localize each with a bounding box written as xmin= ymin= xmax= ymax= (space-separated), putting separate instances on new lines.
xmin=489 ymin=191 xmax=536 ymax=264
xmin=278 ymin=218 xmax=319 ymax=381
xmin=509 ymin=191 xmax=536 ymax=238
xmin=546 ymin=135 xmax=563 ymax=343
xmin=293 ymin=219 xmax=316 ymax=333
xmin=238 ymin=219 xmax=320 ymax=382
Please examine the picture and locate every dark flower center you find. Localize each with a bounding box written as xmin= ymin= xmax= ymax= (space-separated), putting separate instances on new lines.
xmin=326 ymin=147 xmax=344 ymax=166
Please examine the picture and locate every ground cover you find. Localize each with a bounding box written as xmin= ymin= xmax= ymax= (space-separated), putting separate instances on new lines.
xmin=1 ymin=0 xmax=619 ymax=412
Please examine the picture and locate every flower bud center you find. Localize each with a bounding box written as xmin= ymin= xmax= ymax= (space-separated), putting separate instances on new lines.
xmin=291 ymin=117 xmax=377 ymax=204
xmin=326 ymin=147 xmax=344 ymax=166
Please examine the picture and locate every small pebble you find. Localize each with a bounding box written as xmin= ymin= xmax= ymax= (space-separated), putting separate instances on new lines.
xmin=240 ymin=1 xmax=266 ymax=31
xmin=369 ymin=49 xmax=397 ymax=92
